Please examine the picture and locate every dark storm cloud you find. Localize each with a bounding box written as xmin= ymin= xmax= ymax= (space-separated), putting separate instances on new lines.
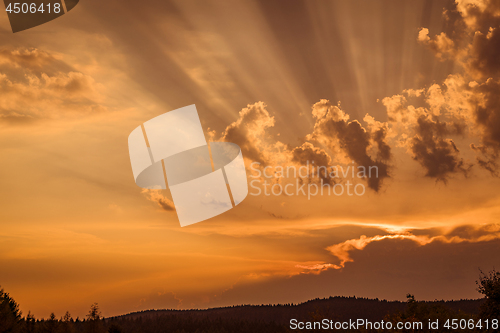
xmin=471 ymin=143 xmax=499 ymax=176
xmin=221 ymin=102 xmax=276 ymax=165
xmin=418 ymin=0 xmax=500 ymax=175
xmin=208 ymin=227 xmax=500 ymax=307
xmin=410 ymin=116 xmax=470 ymax=182
xmin=474 ymin=79 xmax=500 ymax=145
xmin=219 ymin=100 xmax=392 ymax=190
xmin=458 ymin=0 xmax=500 ymax=33
xmin=445 ymin=223 xmax=500 ymax=240
xmin=309 ymin=100 xmax=390 ymax=192
xmin=291 ymin=142 xmax=334 ymax=184
xmin=470 ymin=27 xmax=500 ymax=79
xmin=372 ymin=127 xmax=392 ymax=161
xmin=468 ymin=78 xmax=500 ymax=175
xmin=465 ymin=2 xmax=500 ymax=174
xmin=456 ymin=0 xmax=500 ymax=174
xmin=292 ymin=143 xmax=331 ymax=167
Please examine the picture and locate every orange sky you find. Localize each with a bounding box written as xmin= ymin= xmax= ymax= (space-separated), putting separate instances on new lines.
xmin=1 ymin=0 xmax=500 ymax=319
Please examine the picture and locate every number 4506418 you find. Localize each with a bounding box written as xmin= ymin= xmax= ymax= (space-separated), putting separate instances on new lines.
xmin=443 ymin=318 xmax=499 ymax=330
xmin=6 ymin=3 xmax=62 ymax=14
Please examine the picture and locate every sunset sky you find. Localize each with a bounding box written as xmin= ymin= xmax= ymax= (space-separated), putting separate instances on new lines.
xmin=1 ymin=0 xmax=500 ymax=319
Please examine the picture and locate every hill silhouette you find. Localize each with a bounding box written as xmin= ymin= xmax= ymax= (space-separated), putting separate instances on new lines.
xmin=104 ymin=296 xmax=485 ymax=332
xmin=0 ymin=284 xmax=492 ymax=333
xmin=112 ymin=296 xmax=485 ymax=323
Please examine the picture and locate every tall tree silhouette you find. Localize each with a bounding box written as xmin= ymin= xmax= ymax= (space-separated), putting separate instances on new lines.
xmin=62 ymin=311 xmax=74 ymax=333
xmin=0 ymin=286 xmax=22 ymax=333
xmin=25 ymin=312 xmax=36 ymax=333
xmin=44 ymin=313 xmax=58 ymax=333
xmin=86 ymin=303 xmax=102 ymax=333
xmin=477 ymin=269 xmax=500 ymax=319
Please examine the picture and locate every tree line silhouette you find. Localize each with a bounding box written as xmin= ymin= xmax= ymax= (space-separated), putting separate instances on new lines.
xmin=1 ymin=269 xmax=499 ymax=333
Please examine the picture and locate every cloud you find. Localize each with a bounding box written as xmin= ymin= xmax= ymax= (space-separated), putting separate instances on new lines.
xmin=469 ymin=27 xmax=500 ymax=78
xmin=417 ymin=0 xmax=500 ymax=174
xmin=469 ymin=78 xmax=500 ymax=174
xmin=0 ymin=48 xmax=106 ymax=125
xmin=364 ymin=114 xmax=392 ymax=162
xmin=220 ymin=100 xmax=392 ymax=192
xmin=0 ymin=48 xmax=61 ymax=72
xmin=221 ymin=102 xmax=278 ymax=165
xmin=471 ymin=143 xmax=499 ymax=175
xmin=410 ymin=115 xmax=470 ymax=182
xmin=326 ymin=234 xmax=427 ymax=269
xmin=141 ymin=189 xmax=175 ymax=212
xmin=219 ymin=103 xmax=335 ymax=188
xmin=455 ymin=0 xmax=500 ymax=35
xmin=326 ymin=223 xmax=500 ymax=270
xmin=417 ymin=29 xmax=457 ymax=61
xmin=382 ymin=76 xmax=478 ymax=183
xmin=291 ymin=142 xmax=334 ymax=185
xmin=307 ymin=100 xmax=391 ymax=192
xmin=294 ymin=262 xmax=335 ymax=275
xmin=208 ymin=233 xmax=500 ymax=308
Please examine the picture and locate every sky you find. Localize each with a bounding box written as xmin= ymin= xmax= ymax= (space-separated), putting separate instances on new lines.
xmin=1 ymin=0 xmax=500 ymax=319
